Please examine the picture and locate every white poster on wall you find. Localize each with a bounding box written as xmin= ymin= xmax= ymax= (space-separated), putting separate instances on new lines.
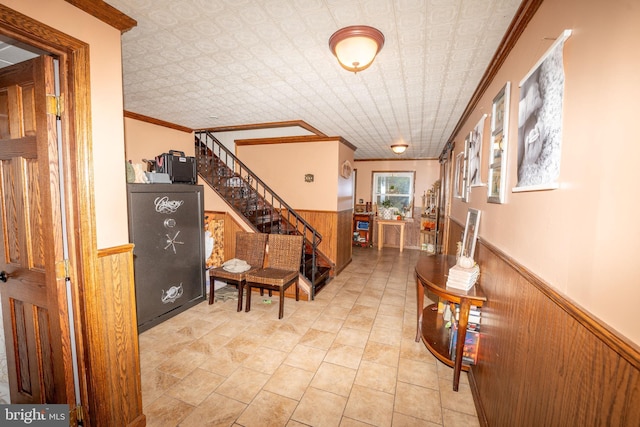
xmin=514 ymin=29 xmax=572 ymax=192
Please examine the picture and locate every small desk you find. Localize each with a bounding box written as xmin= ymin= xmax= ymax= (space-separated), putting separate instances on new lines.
xmin=415 ymin=254 xmax=486 ymax=391
xmin=377 ymin=219 xmax=406 ymax=252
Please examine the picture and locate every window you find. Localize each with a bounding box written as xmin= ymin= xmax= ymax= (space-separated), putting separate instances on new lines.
xmin=372 ymin=171 xmax=415 ymax=217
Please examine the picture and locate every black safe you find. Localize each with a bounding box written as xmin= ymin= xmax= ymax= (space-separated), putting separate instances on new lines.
xmin=127 ymin=183 xmax=206 ymax=332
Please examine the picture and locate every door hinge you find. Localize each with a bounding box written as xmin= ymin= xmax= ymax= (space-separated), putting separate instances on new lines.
xmin=55 ymin=259 xmax=70 ymax=280
xmin=46 ymin=94 xmax=63 ymax=117
xmin=74 ymin=405 xmax=84 ymax=426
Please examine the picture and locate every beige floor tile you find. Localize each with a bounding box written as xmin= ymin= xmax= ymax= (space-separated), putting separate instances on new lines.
xmin=400 ymin=337 xmax=438 ymax=363
xmin=354 ymin=360 xmax=397 ymax=394
xmin=284 ymin=344 xmax=327 ymax=372
xmin=179 ymin=392 xmax=247 ymax=427
xmin=312 ymin=315 xmax=345 ymax=333
xmin=198 ymin=347 xmax=251 ymax=377
xmin=224 ymin=330 xmax=265 ymax=354
xmin=377 ymin=302 xmax=406 ymax=317
xmin=321 ymin=303 xmax=352 ymax=319
xmin=343 ymin=384 xmax=394 ymax=427
xmin=139 ymin=248 xmax=480 ymax=426
xmin=143 ymin=394 xmax=195 ymax=427
xmin=263 ymin=328 xmax=302 ymax=351
xmin=334 ymin=327 xmax=370 ymax=349
xmin=324 ymin=342 xmax=364 ymax=370
xmin=362 ymin=341 xmax=400 ymax=368
xmin=235 ymin=390 xmax=298 ymax=427
xmin=441 ymin=408 xmax=480 ymax=427
xmin=310 ymin=362 xmax=356 ymax=397
xmin=343 ymin=314 xmax=375 ymax=332
xmin=391 ymin=412 xmax=441 ymax=426
xmin=165 ymin=368 xmax=224 ymax=406
xmin=156 ymin=347 xmax=208 ymax=379
xmin=291 ymin=387 xmax=348 ymax=427
xmin=368 ymin=325 xmax=402 ymax=347
xmin=438 ymin=378 xmax=478 ymax=416
xmin=263 ymin=364 xmax=315 ymax=400
xmin=339 ymin=417 xmax=375 ymax=426
xmin=349 ymin=304 xmax=378 ymax=319
xmin=393 ymin=381 xmax=442 ymax=424
xmin=141 ymin=369 xmax=181 ymax=409
xmin=299 ymin=328 xmax=337 ymax=350
xmin=215 ymin=367 xmax=271 ymax=403
xmin=373 ymin=314 xmax=405 ymax=333
xmin=397 ymin=358 xmax=439 ymax=390
xmin=241 ymin=345 xmax=288 ymax=375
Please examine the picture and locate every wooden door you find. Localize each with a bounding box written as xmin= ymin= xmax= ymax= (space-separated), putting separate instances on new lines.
xmin=0 ymin=56 xmax=70 ymax=404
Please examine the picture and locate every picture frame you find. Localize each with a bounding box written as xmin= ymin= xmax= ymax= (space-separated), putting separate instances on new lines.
xmin=454 ymin=151 xmax=465 ymax=199
xmin=487 ymin=82 xmax=510 ymax=203
xmin=467 ymin=115 xmax=486 ymax=188
xmin=514 ymin=29 xmax=571 ymax=192
xmin=461 ymin=134 xmax=470 ymax=202
xmin=461 ymin=208 xmax=481 ymax=259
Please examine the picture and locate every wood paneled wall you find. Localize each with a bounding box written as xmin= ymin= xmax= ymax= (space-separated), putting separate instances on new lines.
xmin=296 ymin=209 xmax=352 ymax=274
xmin=94 ymin=245 xmax=145 ymax=427
xmin=445 ymin=221 xmax=640 ymax=426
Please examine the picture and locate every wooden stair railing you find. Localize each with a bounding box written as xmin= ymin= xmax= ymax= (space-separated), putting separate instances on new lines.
xmin=194 ymin=130 xmax=333 ymax=299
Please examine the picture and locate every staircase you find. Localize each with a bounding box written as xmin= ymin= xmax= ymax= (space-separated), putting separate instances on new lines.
xmin=194 ymin=130 xmax=334 ymax=299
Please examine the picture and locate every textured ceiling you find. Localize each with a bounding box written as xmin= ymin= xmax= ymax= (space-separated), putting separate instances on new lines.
xmin=105 ymin=0 xmax=521 ymax=159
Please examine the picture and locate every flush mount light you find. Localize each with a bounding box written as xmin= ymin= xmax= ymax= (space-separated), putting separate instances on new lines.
xmin=391 ymin=143 xmax=408 ymax=154
xmin=329 ymin=25 xmax=385 ymax=73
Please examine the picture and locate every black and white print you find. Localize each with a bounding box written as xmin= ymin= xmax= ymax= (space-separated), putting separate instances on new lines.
xmin=515 ymin=30 xmax=571 ymax=191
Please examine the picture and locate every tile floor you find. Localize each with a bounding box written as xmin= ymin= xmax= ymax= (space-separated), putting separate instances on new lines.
xmin=139 ymin=247 xmax=480 ymax=427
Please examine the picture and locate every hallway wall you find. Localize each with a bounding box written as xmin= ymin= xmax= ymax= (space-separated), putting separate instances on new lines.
xmin=447 ymin=0 xmax=640 ymax=345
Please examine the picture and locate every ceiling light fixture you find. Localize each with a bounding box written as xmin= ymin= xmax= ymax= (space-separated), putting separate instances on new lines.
xmin=391 ymin=143 xmax=409 ymax=154
xmin=329 ymin=25 xmax=385 ymax=73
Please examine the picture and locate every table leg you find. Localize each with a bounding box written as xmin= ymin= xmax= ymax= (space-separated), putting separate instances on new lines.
xmin=453 ymin=299 xmax=471 ymax=391
xmin=377 ymin=221 xmax=383 ymax=251
xmin=416 ymin=278 xmax=424 ymax=342
xmin=399 ymin=224 xmax=405 ymax=252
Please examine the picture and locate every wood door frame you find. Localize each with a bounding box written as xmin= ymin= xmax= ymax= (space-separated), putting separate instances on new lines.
xmin=0 ymin=4 xmax=97 ymax=422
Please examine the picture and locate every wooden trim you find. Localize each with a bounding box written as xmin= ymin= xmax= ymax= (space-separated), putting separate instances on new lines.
xmin=479 ymin=237 xmax=640 ymax=369
xmin=124 ymin=110 xmax=193 ymax=133
xmin=0 ymin=5 xmax=145 ymax=426
xmin=200 ymin=120 xmax=327 ymax=137
xmin=236 ymin=135 xmax=357 ymax=151
xmin=64 ymin=0 xmax=137 ymax=33
xmin=356 ymin=157 xmax=439 ymax=162
xmin=97 ymin=243 xmax=134 ymax=258
xmin=444 ymin=0 xmax=543 ymax=151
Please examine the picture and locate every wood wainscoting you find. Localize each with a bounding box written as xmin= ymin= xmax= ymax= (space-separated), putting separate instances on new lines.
xmin=445 ymin=221 xmax=640 ymax=426
xmin=295 ymin=208 xmax=352 ymax=275
xmin=94 ymin=245 xmax=145 ymax=427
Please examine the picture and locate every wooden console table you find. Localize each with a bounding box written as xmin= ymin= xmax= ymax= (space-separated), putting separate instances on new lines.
xmin=376 ymin=219 xmax=406 ymax=252
xmin=415 ymin=254 xmax=486 ymax=391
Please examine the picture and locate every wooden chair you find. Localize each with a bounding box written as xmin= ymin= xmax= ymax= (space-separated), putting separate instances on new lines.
xmin=245 ymin=234 xmax=304 ymax=319
xmin=209 ymin=231 xmax=268 ymax=311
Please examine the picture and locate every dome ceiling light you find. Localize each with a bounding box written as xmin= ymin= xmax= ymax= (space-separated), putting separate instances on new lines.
xmin=329 ymin=26 xmax=385 ymax=73
xmin=391 ymin=143 xmax=409 ymax=154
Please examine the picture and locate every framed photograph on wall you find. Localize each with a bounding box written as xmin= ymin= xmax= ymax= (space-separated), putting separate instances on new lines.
xmin=461 ymin=208 xmax=481 ymax=260
xmin=488 ymin=82 xmax=510 ymax=203
xmin=467 ymin=115 xmax=486 ymax=188
xmin=461 ymin=135 xmax=470 ymax=202
xmin=454 ymin=152 xmax=465 ymax=199
xmin=514 ymin=29 xmax=572 ymax=192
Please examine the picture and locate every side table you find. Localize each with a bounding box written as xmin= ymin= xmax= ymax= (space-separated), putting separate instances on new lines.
xmin=415 ymin=254 xmax=486 ymax=391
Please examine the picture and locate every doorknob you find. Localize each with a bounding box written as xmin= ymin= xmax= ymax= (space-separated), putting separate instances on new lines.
xmin=0 ymin=271 xmax=7 ymax=282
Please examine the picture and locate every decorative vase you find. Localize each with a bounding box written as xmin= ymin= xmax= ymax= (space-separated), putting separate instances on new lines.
xmin=380 ymin=207 xmax=394 ymax=220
